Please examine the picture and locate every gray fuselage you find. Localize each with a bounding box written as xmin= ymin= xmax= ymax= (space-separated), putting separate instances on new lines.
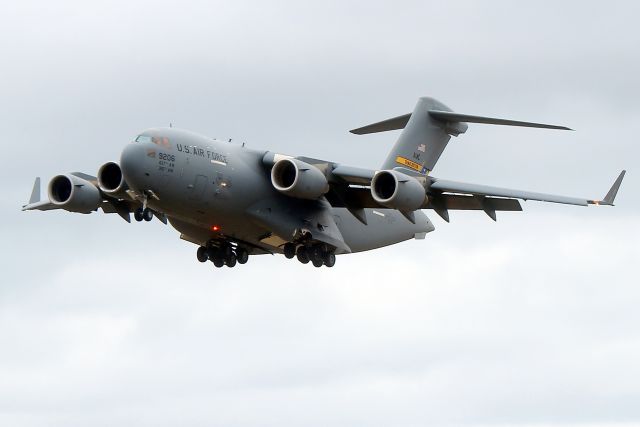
xmin=119 ymin=127 xmax=434 ymax=255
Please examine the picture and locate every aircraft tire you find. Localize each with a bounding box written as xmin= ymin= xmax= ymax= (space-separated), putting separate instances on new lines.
xmin=206 ymin=247 xmax=218 ymax=260
xmin=296 ymin=247 xmax=310 ymax=264
xmin=212 ymin=256 xmax=225 ymax=268
xmin=323 ymin=253 xmax=336 ymax=267
xmin=283 ymin=243 xmax=296 ymax=259
xmin=226 ymin=254 xmax=237 ymax=267
xmin=309 ymin=246 xmax=322 ymax=266
xmin=236 ymin=248 xmax=249 ymax=264
xmin=221 ymin=244 xmax=233 ymax=258
xmin=142 ymin=208 xmax=153 ymax=221
xmin=134 ymin=208 xmax=144 ymax=222
xmin=196 ymin=246 xmax=208 ymax=262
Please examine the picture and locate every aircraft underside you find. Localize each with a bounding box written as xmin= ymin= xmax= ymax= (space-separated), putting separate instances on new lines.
xmin=143 ymin=206 xmax=434 ymax=269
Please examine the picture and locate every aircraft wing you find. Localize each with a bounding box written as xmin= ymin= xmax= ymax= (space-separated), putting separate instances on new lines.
xmin=430 ymin=180 xmax=589 ymax=206
xmin=430 ymin=170 xmax=626 ymax=207
xmin=327 ymin=164 xmax=625 ymax=222
xmin=22 ymin=175 xmax=145 ymax=223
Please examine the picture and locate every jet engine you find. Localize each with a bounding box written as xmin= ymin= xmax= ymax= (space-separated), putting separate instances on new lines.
xmin=97 ymin=161 xmax=128 ymax=198
xmin=371 ymin=170 xmax=426 ymax=211
xmin=48 ymin=174 xmax=102 ymax=213
xmin=271 ymin=158 xmax=329 ymax=199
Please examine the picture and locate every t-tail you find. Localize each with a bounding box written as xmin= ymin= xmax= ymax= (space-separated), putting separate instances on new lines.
xmin=350 ymin=96 xmax=573 ymax=174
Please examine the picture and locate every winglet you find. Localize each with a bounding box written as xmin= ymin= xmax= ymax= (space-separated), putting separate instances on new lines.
xmin=29 ymin=177 xmax=41 ymax=204
xmin=589 ymin=170 xmax=626 ymax=206
xmin=23 ymin=177 xmax=55 ymax=211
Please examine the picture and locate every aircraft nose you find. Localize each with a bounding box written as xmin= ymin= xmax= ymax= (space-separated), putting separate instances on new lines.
xmin=120 ymin=143 xmax=148 ymax=190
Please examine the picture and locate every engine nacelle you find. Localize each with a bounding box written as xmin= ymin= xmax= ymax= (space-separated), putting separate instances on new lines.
xmin=97 ymin=161 xmax=128 ymax=198
xmin=271 ymin=158 xmax=329 ymax=199
xmin=48 ymin=174 xmax=102 ymax=213
xmin=371 ymin=170 xmax=426 ymax=211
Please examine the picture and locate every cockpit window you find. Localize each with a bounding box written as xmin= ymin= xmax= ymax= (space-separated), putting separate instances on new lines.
xmin=135 ymin=135 xmax=152 ymax=143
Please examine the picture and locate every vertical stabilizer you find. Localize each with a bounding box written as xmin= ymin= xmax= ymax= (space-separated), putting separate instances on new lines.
xmin=378 ymin=97 xmax=465 ymax=174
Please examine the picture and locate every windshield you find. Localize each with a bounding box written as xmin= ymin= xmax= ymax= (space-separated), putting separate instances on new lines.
xmin=135 ymin=135 xmax=152 ymax=143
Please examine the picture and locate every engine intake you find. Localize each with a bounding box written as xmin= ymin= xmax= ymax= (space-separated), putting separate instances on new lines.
xmin=48 ymin=174 xmax=102 ymax=213
xmin=271 ymin=158 xmax=329 ymax=199
xmin=371 ymin=170 xmax=426 ymax=211
xmin=98 ymin=161 xmax=128 ymax=197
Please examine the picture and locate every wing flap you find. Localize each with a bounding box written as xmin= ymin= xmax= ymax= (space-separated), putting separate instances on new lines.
xmin=427 ymin=194 xmax=522 ymax=211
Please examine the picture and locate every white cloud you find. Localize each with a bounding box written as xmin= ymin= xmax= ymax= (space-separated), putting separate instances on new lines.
xmin=1 ymin=212 xmax=639 ymax=426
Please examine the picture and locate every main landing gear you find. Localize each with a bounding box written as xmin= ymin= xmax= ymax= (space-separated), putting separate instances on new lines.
xmin=283 ymin=242 xmax=336 ymax=268
xmin=196 ymin=243 xmax=249 ymax=268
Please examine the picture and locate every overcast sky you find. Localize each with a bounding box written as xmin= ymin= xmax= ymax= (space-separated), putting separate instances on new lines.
xmin=1 ymin=1 xmax=639 ymax=426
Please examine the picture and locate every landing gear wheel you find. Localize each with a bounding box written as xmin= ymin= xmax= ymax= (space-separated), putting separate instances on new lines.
xmin=206 ymin=248 xmax=219 ymax=260
xmin=312 ymin=256 xmax=323 ymax=268
xmin=309 ymin=246 xmax=323 ymax=267
xmin=225 ymin=254 xmax=237 ymax=267
xmin=196 ymin=246 xmax=208 ymax=263
xmin=296 ymin=247 xmax=310 ymax=264
xmin=212 ymin=256 xmax=225 ymax=268
xmin=323 ymin=253 xmax=336 ymax=267
xmin=283 ymin=243 xmax=296 ymax=259
xmin=236 ymin=248 xmax=249 ymax=264
xmin=134 ymin=208 xmax=144 ymax=222
xmin=142 ymin=208 xmax=153 ymax=221
xmin=220 ymin=245 xmax=233 ymax=259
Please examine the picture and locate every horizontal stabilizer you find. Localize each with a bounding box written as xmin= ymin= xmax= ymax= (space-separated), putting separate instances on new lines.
xmin=428 ymin=110 xmax=573 ymax=131
xmin=350 ymin=109 xmax=571 ymax=135
xmin=350 ymin=113 xmax=411 ymax=135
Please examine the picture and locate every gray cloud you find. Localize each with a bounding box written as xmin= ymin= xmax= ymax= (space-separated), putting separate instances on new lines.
xmin=1 ymin=1 xmax=638 ymax=426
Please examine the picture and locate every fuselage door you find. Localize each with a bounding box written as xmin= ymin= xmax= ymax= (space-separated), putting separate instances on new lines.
xmin=188 ymin=174 xmax=208 ymax=201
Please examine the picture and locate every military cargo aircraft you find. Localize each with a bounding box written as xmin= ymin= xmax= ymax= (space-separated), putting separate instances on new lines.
xmin=23 ymin=97 xmax=625 ymax=268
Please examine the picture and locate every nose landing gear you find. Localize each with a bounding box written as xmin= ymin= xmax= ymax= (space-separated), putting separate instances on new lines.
xmin=133 ymin=207 xmax=155 ymax=222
